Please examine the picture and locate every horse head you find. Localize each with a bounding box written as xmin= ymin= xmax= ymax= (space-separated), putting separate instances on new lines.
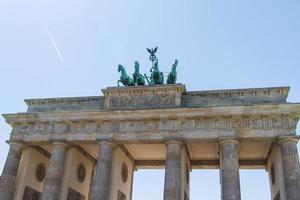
xmin=134 ymin=61 xmax=140 ymax=72
xmin=172 ymin=59 xmax=178 ymax=70
xmin=118 ymin=64 xmax=125 ymax=73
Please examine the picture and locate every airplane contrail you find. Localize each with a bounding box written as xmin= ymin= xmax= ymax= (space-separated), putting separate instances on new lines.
xmin=43 ymin=22 xmax=64 ymax=63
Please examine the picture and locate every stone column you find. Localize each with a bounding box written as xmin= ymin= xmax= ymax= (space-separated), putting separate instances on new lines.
xmin=278 ymin=136 xmax=300 ymax=200
xmin=91 ymin=141 xmax=116 ymax=200
xmin=163 ymin=140 xmax=183 ymax=200
xmin=0 ymin=142 xmax=25 ymax=200
xmin=41 ymin=142 xmax=69 ymax=200
xmin=219 ymin=139 xmax=241 ymax=200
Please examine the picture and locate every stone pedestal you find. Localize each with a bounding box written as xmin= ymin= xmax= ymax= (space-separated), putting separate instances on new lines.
xmin=92 ymin=141 xmax=116 ymax=200
xmin=219 ymin=139 xmax=241 ymax=200
xmin=163 ymin=140 xmax=183 ymax=200
xmin=41 ymin=142 xmax=69 ymax=200
xmin=278 ymin=136 xmax=300 ymax=200
xmin=0 ymin=142 xmax=25 ymax=200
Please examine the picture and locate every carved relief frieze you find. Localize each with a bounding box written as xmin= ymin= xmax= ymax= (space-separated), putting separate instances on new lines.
xmin=232 ymin=118 xmax=243 ymax=128
xmin=159 ymin=119 xmax=175 ymax=131
xmin=102 ymin=84 xmax=185 ymax=109
xmin=213 ymin=119 xmax=225 ymax=129
xmin=262 ymin=117 xmax=270 ymax=129
xmin=124 ymin=120 xmax=155 ymax=133
xmin=174 ymin=119 xmax=194 ymax=131
xmin=282 ymin=115 xmax=290 ymax=128
xmin=224 ymin=118 xmax=232 ymax=129
xmin=108 ymin=94 xmax=176 ymax=109
xmin=248 ymin=118 xmax=263 ymax=129
xmin=13 ymin=124 xmax=28 ymax=134
xmin=12 ymin=114 xmax=296 ymax=136
xmin=270 ymin=117 xmax=283 ymax=128
xmin=54 ymin=123 xmax=69 ymax=134
xmin=194 ymin=118 xmax=210 ymax=129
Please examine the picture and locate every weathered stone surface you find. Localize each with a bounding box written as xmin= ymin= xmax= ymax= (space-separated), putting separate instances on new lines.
xmin=0 ymin=143 xmax=25 ymax=200
xmin=41 ymin=142 xmax=68 ymax=200
xmin=1 ymin=85 xmax=300 ymax=200
xmin=67 ymin=187 xmax=86 ymax=200
xmin=25 ymin=96 xmax=104 ymax=112
xmin=102 ymin=84 xmax=185 ymax=110
xmin=278 ymin=136 xmax=300 ymax=200
xmin=23 ymin=86 xmax=289 ymax=112
xmin=219 ymin=139 xmax=241 ymax=200
xmin=9 ymin=114 xmax=296 ymax=136
xmin=91 ymin=141 xmax=116 ymax=200
xmin=6 ymin=107 xmax=299 ymax=144
xmin=163 ymin=140 xmax=183 ymax=200
xmin=182 ymin=87 xmax=289 ymax=108
xmin=22 ymin=186 xmax=41 ymax=200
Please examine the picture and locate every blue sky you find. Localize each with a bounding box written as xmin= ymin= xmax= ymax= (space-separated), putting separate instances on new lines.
xmin=0 ymin=0 xmax=299 ymax=199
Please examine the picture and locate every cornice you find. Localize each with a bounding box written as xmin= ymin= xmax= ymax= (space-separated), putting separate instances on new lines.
xmin=24 ymin=96 xmax=102 ymax=106
xmin=102 ymin=83 xmax=186 ymax=96
xmin=3 ymin=103 xmax=300 ymax=125
xmin=185 ymin=86 xmax=289 ymax=98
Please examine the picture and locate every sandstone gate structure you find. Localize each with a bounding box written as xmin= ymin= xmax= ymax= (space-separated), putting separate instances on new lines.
xmin=1 ymin=84 xmax=300 ymax=200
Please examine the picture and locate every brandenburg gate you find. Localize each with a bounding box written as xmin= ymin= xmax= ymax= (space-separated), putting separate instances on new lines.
xmin=0 ymin=49 xmax=300 ymax=200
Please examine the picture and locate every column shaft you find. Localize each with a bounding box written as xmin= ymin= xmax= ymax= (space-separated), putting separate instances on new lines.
xmin=219 ymin=140 xmax=241 ymax=200
xmin=0 ymin=143 xmax=25 ymax=200
xmin=279 ymin=137 xmax=300 ymax=200
xmin=163 ymin=140 xmax=183 ymax=200
xmin=92 ymin=142 xmax=115 ymax=200
xmin=41 ymin=142 xmax=68 ymax=200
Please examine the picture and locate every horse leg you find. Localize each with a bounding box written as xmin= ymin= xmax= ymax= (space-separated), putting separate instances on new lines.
xmin=144 ymin=74 xmax=151 ymax=85
xmin=117 ymin=80 xmax=121 ymax=87
xmin=160 ymin=72 xmax=164 ymax=84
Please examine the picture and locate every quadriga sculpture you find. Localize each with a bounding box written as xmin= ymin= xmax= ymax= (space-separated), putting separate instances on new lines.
xmin=133 ymin=61 xmax=145 ymax=86
xmin=145 ymin=59 xmax=164 ymax=85
xmin=167 ymin=59 xmax=178 ymax=84
xmin=117 ymin=47 xmax=178 ymax=86
xmin=117 ymin=64 xmax=135 ymax=86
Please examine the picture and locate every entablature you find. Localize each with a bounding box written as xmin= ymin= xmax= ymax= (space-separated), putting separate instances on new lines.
xmin=3 ymin=103 xmax=300 ymax=143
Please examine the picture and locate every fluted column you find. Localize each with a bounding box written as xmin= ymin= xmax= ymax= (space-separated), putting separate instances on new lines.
xmin=163 ymin=140 xmax=183 ymax=200
xmin=0 ymin=142 xmax=25 ymax=200
xmin=219 ymin=139 xmax=241 ymax=200
xmin=41 ymin=142 xmax=69 ymax=200
xmin=92 ymin=141 xmax=116 ymax=200
xmin=278 ymin=136 xmax=300 ymax=200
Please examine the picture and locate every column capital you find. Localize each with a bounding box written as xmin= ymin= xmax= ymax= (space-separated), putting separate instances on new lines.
xmin=165 ymin=140 xmax=184 ymax=146
xmin=219 ymin=138 xmax=239 ymax=145
xmin=51 ymin=142 xmax=70 ymax=148
xmin=278 ymin=135 xmax=300 ymax=145
xmin=98 ymin=140 xmax=117 ymax=148
xmin=6 ymin=141 xmax=26 ymax=150
xmin=48 ymin=137 xmax=68 ymax=144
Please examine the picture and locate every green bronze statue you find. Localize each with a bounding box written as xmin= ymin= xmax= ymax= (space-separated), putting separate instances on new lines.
xmin=147 ymin=46 xmax=158 ymax=62
xmin=144 ymin=47 xmax=164 ymax=85
xmin=117 ymin=47 xmax=178 ymax=86
xmin=145 ymin=59 xmax=164 ymax=85
xmin=133 ymin=61 xmax=145 ymax=86
xmin=117 ymin=64 xmax=135 ymax=86
xmin=167 ymin=59 xmax=178 ymax=84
